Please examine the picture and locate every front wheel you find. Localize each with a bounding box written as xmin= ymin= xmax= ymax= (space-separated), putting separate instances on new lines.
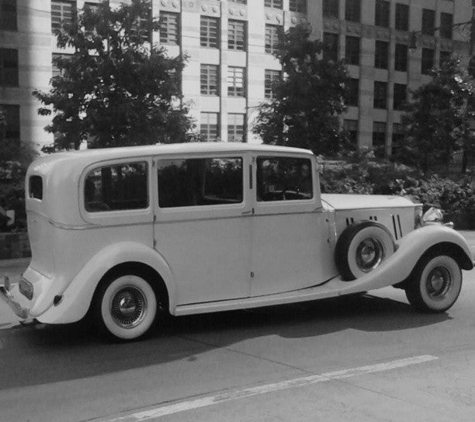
xmin=405 ymin=254 xmax=462 ymax=313
xmin=92 ymin=274 xmax=158 ymax=341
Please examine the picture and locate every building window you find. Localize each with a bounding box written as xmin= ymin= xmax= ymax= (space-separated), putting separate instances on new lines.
xmin=343 ymin=119 xmax=358 ymax=146
xmin=395 ymin=3 xmax=409 ymax=31
xmin=421 ymin=9 xmax=435 ymax=36
xmin=52 ymin=53 xmax=72 ymax=78
xmin=345 ymin=0 xmax=361 ymax=23
xmin=394 ymin=43 xmax=408 ymax=72
xmin=227 ymin=67 xmax=245 ymax=97
xmin=393 ymin=83 xmax=407 ymax=110
xmin=375 ymin=0 xmax=390 ymax=28
xmin=289 ymin=0 xmax=306 ymax=13
xmin=228 ymin=0 xmax=247 ymax=3
xmin=440 ymin=51 xmax=451 ymax=67
xmin=265 ymin=25 xmax=282 ymax=54
xmin=346 ymin=78 xmax=359 ymax=107
xmin=51 ymin=0 xmax=75 ymax=32
xmin=373 ymin=122 xmax=386 ymax=158
xmin=200 ymin=16 xmax=219 ymax=48
xmin=265 ymin=69 xmax=281 ymax=99
xmin=0 ymin=0 xmax=17 ymax=31
xmin=0 ymin=48 xmax=18 ymax=87
xmin=0 ymin=104 xmax=20 ymax=140
xmin=392 ymin=123 xmax=403 ymax=158
xmin=228 ymin=114 xmax=245 ymax=142
xmin=440 ymin=13 xmax=453 ymax=39
xmin=201 ymin=113 xmax=219 ymax=141
xmin=375 ymin=40 xmax=389 ymax=69
xmin=323 ymin=32 xmax=339 ymax=62
xmin=345 ymin=36 xmax=360 ymax=65
xmin=374 ymin=82 xmax=387 ymax=109
xmin=264 ymin=0 xmax=283 ymax=9
xmin=228 ymin=20 xmax=246 ymax=51
xmin=201 ymin=64 xmax=219 ymax=96
xmin=159 ymin=12 xmax=179 ymax=45
xmin=323 ymin=0 xmax=339 ymax=18
xmin=83 ymin=2 xmax=99 ymax=32
xmin=421 ymin=48 xmax=435 ymax=75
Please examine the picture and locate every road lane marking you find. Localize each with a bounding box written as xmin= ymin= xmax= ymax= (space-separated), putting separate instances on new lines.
xmin=97 ymin=354 xmax=438 ymax=422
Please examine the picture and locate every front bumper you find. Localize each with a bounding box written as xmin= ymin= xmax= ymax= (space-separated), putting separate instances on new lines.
xmin=0 ymin=276 xmax=29 ymax=319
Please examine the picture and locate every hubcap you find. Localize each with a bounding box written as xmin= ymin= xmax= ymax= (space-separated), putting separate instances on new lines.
xmin=110 ymin=287 xmax=147 ymax=329
xmin=356 ymin=238 xmax=385 ymax=272
xmin=426 ymin=266 xmax=451 ymax=300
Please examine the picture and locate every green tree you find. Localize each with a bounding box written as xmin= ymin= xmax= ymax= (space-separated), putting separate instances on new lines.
xmin=33 ymin=0 xmax=194 ymax=150
xmin=252 ymin=24 xmax=349 ymax=156
xmin=0 ymin=107 xmax=38 ymax=231
xmin=400 ymin=56 xmax=475 ymax=175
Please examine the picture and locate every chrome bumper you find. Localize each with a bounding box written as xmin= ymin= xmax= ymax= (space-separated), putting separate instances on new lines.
xmin=0 ymin=276 xmax=28 ymax=319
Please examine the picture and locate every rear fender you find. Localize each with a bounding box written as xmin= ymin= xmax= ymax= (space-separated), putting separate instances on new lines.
xmin=37 ymin=242 xmax=176 ymax=324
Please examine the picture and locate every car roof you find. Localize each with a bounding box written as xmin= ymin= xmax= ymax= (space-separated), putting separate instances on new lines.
xmin=28 ymin=142 xmax=315 ymax=175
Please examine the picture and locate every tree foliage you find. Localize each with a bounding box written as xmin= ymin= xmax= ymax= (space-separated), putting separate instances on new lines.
xmin=33 ymin=0 xmax=194 ymax=150
xmin=0 ymin=108 xmax=38 ymax=231
xmin=399 ymin=56 xmax=475 ymax=175
xmin=252 ymin=24 xmax=349 ymax=156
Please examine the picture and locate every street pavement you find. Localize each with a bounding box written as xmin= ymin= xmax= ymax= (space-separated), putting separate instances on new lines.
xmin=1 ymin=232 xmax=475 ymax=422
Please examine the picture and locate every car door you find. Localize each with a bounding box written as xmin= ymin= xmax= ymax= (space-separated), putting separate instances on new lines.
xmin=250 ymin=153 xmax=331 ymax=297
xmin=153 ymin=153 xmax=252 ymax=305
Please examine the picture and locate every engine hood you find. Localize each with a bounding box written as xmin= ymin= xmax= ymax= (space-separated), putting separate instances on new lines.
xmin=321 ymin=194 xmax=415 ymax=211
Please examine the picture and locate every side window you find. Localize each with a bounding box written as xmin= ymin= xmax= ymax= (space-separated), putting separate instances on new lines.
xmin=257 ymin=157 xmax=313 ymax=202
xmin=85 ymin=162 xmax=148 ymax=212
xmin=29 ymin=176 xmax=43 ymax=200
xmin=157 ymin=157 xmax=243 ymax=208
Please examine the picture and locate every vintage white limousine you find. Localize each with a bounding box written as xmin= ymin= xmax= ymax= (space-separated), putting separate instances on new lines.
xmin=1 ymin=143 xmax=473 ymax=341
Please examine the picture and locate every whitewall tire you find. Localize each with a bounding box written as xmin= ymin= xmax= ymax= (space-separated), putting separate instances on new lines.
xmin=93 ymin=274 xmax=157 ymax=341
xmin=336 ymin=221 xmax=396 ymax=281
xmin=405 ymin=254 xmax=462 ymax=313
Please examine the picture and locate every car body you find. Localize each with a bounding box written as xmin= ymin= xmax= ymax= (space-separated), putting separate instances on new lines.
xmin=1 ymin=143 xmax=473 ymax=341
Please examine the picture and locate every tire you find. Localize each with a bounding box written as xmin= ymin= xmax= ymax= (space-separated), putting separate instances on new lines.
xmin=405 ymin=254 xmax=462 ymax=313
xmin=335 ymin=221 xmax=396 ymax=281
xmin=93 ymin=274 xmax=158 ymax=342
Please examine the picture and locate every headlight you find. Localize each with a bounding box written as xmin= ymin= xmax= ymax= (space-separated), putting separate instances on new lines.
xmin=422 ymin=207 xmax=444 ymax=225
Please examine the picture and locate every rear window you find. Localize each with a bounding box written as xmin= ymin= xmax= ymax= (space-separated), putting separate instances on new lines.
xmin=85 ymin=162 xmax=148 ymax=212
xmin=29 ymin=176 xmax=43 ymax=200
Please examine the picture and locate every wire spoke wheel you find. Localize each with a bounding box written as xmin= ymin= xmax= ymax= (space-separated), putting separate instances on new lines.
xmin=110 ymin=286 xmax=147 ymax=329
xmin=406 ymin=254 xmax=462 ymax=313
xmin=94 ymin=274 xmax=158 ymax=341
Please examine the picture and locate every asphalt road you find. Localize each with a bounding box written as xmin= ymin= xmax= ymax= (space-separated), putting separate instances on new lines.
xmin=1 ymin=232 xmax=475 ymax=422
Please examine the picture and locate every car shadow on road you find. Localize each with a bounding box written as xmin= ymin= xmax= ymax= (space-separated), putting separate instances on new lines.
xmin=0 ymin=293 xmax=451 ymax=391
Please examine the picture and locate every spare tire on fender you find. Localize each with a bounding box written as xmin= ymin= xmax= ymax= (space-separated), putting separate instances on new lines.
xmin=335 ymin=221 xmax=396 ymax=281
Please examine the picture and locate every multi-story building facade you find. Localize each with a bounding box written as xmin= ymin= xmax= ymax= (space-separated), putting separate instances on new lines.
xmin=0 ymin=0 xmax=473 ymax=156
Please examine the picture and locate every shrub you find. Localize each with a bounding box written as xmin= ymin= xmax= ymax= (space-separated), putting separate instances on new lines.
xmin=0 ymin=139 xmax=38 ymax=232
xmin=321 ymin=153 xmax=475 ymax=217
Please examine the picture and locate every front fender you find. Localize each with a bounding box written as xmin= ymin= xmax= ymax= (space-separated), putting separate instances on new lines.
xmin=339 ymin=225 xmax=473 ymax=295
xmin=37 ymin=242 xmax=176 ymax=324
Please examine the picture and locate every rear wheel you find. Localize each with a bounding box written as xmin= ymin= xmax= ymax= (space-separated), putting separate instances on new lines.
xmin=93 ymin=274 xmax=158 ymax=341
xmin=405 ymin=254 xmax=462 ymax=313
